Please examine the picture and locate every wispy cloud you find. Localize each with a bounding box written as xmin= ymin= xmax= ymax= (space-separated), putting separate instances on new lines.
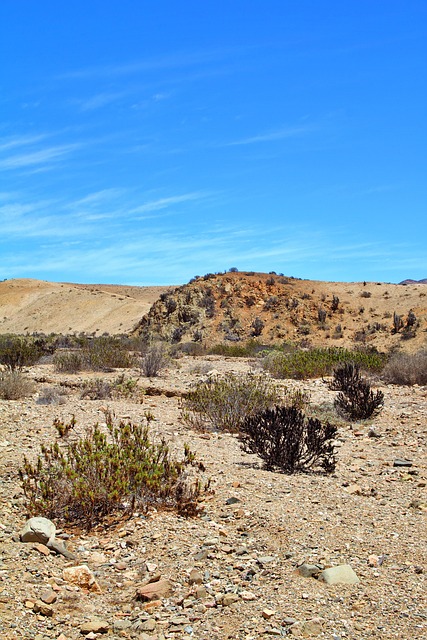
xmin=226 ymin=125 xmax=313 ymax=146
xmin=61 ymin=48 xmax=243 ymax=80
xmin=78 ymin=91 xmax=127 ymax=111
xmin=0 ymin=143 xmax=81 ymax=170
xmin=0 ymin=134 xmax=49 ymax=151
xmin=129 ymin=192 xmax=208 ymax=215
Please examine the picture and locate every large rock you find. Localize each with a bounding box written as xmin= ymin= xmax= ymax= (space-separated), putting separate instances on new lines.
xmin=320 ymin=564 xmax=360 ymax=585
xmin=20 ymin=517 xmax=56 ymax=544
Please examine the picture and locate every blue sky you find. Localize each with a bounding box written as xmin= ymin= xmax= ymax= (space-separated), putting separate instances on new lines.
xmin=0 ymin=1 xmax=426 ymax=285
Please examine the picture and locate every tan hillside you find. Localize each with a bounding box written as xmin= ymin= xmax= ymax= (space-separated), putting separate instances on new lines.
xmin=133 ymin=272 xmax=427 ymax=353
xmin=0 ymin=279 xmax=171 ymax=335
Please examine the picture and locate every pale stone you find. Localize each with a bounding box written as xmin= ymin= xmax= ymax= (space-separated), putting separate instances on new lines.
xmin=20 ymin=517 xmax=55 ymax=544
xmin=320 ymin=564 xmax=360 ymax=585
xmin=222 ymin=593 xmax=239 ymax=606
xmin=80 ymin=619 xmax=109 ymax=634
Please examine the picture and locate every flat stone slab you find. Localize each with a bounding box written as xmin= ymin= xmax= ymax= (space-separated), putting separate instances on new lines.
xmin=320 ymin=564 xmax=360 ymax=585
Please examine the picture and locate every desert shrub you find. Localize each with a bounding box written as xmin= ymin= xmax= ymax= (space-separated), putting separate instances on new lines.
xmin=80 ymin=379 xmax=112 ymax=400
xmin=266 ymin=276 xmax=276 ymax=285
xmin=317 ymin=308 xmax=327 ymax=324
xmin=0 ymin=371 xmax=34 ymax=400
xmin=360 ymin=291 xmax=372 ymax=298
xmin=239 ymin=405 xmax=337 ymax=473
xmin=54 ymin=351 xmax=84 ymax=373
xmin=264 ymin=295 xmax=278 ymax=310
xmin=141 ymin=343 xmax=167 ymax=377
xmin=251 ymin=317 xmax=264 ymax=337
xmin=36 ymin=386 xmax=67 ymax=405
xmin=381 ymin=350 xmax=427 ymax=386
xmin=334 ymin=379 xmax=384 ymax=421
xmin=112 ymin=375 xmax=139 ymax=399
xmin=0 ymin=335 xmax=43 ymax=371
xmin=19 ymin=417 xmax=204 ymax=528
xmin=181 ymin=373 xmax=281 ymax=432
xmin=263 ymin=347 xmax=386 ymax=380
xmin=82 ymin=336 xmax=133 ymax=371
xmin=329 ymin=362 xmax=362 ymax=392
xmin=331 ymin=295 xmax=340 ymax=311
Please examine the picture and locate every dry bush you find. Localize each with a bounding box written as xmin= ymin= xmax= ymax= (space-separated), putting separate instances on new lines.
xmin=141 ymin=343 xmax=167 ymax=377
xmin=381 ymin=350 xmax=427 ymax=386
xmin=80 ymin=379 xmax=112 ymax=400
xmin=334 ymin=379 xmax=384 ymax=421
xmin=0 ymin=371 xmax=34 ymax=400
xmin=239 ymin=405 xmax=337 ymax=473
xmin=36 ymin=386 xmax=67 ymax=405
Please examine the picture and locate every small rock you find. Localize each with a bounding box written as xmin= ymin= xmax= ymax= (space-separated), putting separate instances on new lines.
xmin=225 ymin=497 xmax=240 ymax=505
xmin=33 ymin=600 xmax=53 ymax=616
xmin=262 ymin=608 xmax=275 ymax=619
xmin=301 ymin=617 xmax=324 ymax=636
xmin=113 ymin=619 xmax=132 ymax=631
xmin=297 ymin=563 xmax=320 ymax=578
xmin=257 ymin=555 xmax=275 ymax=565
xmin=320 ymin=565 xmax=360 ymax=585
xmin=40 ymin=589 xmax=57 ymax=604
xmin=135 ymin=578 xmax=173 ymax=601
xmin=393 ymin=459 xmax=413 ymax=467
xmin=80 ymin=619 xmax=109 ymax=634
xmin=367 ymin=554 xmax=379 ymax=567
xmin=32 ymin=542 xmax=51 ymax=556
xmin=222 ymin=593 xmax=240 ymax=606
xmin=140 ymin=618 xmax=156 ymax=632
xmin=188 ymin=569 xmax=203 ymax=585
xmin=240 ymin=590 xmax=257 ymax=601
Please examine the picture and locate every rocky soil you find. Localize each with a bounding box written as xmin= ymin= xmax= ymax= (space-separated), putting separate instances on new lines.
xmin=0 ymin=356 xmax=426 ymax=639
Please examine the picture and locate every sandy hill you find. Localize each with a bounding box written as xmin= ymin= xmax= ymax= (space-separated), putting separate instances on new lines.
xmin=0 ymin=279 xmax=170 ymax=335
xmin=133 ymin=272 xmax=427 ymax=353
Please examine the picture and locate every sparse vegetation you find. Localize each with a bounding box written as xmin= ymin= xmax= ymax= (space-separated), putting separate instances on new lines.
xmin=263 ymin=347 xmax=386 ymax=380
xmin=20 ymin=415 xmax=204 ymax=528
xmin=54 ymin=351 xmax=84 ymax=373
xmin=0 ymin=335 xmax=44 ymax=371
xmin=239 ymin=405 xmax=337 ymax=473
xmin=0 ymin=371 xmax=34 ymax=400
xmin=181 ymin=373 xmax=281 ymax=432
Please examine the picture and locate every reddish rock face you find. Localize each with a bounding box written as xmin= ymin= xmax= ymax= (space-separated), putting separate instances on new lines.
xmin=135 ymin=578 xmax=173 ymax=601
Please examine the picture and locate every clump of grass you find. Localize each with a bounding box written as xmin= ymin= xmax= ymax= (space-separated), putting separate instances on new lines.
xmin=381 ymin=350 xmax=427 ymax=386
xmin=0 ymin=371 xmax=34 ymax=400
xmin=239 ymin=405 xmax=337 ymax=473
xmin=262 ymin=347 xmax=386 ymax=380
xmin=20 ymin=416 xmax=204 ymax=528
xmin=181 ymin=372 xmax=284 ymax=432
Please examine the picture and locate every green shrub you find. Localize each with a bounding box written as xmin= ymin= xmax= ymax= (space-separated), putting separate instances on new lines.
xmin=181 ymin=373 xmax=282 ymax=432
xmin=0 ymin=371 xmax=34 ymax=399
xmin=19 ymin=417 xmax=204 ymax=528
xmin=263 ymin=347 xmax=386 ymax=380
xmin=239 ymin=405 xmax=337 ymax=473
xmin=82 ymin=336 xmax=133 ymax=371
xmin=0 ymin=335 xmax=43 ymax=371
xmin=381 ymin=350 xmax=427 ymax=386
xmin=54 ymin=351 xmax=84 ymax=373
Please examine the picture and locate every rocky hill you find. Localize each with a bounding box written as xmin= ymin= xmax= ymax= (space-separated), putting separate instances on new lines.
xmin=133 ymin=272 xmax=427 ymax=353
